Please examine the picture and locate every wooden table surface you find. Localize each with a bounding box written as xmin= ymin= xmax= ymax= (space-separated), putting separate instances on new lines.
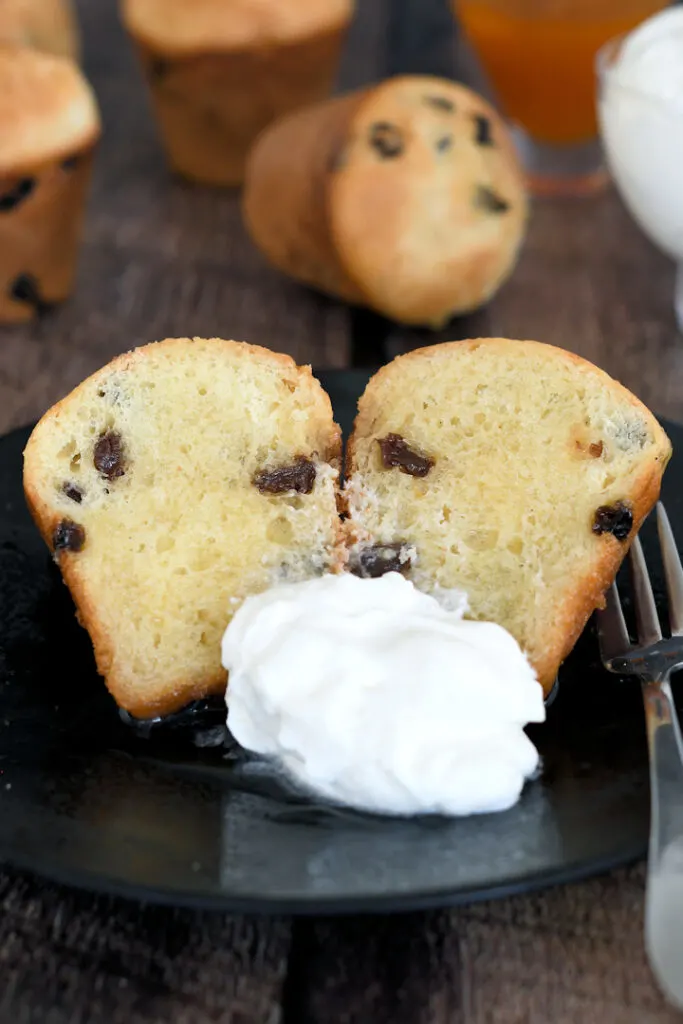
xmin=2 ymin=1 xmax=683 ymax=1022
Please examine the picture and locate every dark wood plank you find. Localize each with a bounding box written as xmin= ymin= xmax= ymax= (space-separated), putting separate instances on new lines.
xmin=0 ymin=871 xmax=291 ymax=1024
xmin=283 ymin=866 xmax=682 ymax=1024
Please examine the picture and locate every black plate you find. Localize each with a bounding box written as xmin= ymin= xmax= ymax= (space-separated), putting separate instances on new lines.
xmin=0 ymin=370 xmax=679 ymax=913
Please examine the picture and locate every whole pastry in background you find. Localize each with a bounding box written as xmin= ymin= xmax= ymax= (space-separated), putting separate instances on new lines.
xmin=343 ymin=338 xmax=671 ymax=690
xmin=243 ymin=76 xmax=528 ymax=327
xmin=121 ymin=0 xmax=355 ymax=187
xmin=0 ymin=0 xmax=80 ymax=60
xmin=23 ymin=337 xmax=343 ymax=718
xmin=0 ymin=46 xmax=100 ymax=323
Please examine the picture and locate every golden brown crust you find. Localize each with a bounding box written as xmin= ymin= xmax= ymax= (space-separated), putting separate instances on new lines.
xmin=122 ymin=0 xmax=353 ymax=54
xmin=0 ymin=0 xmax=80 ymax=60
xmin=0 ymin=46 xmax=99 ymax=174
xmin=531 ymin=456 xmax=667 ymax=691
xmin=24 ymin=337 xmax=344 ymax=718
xmin=243 ymin=91 xmax=369 ymax=299
xmin=344 ymin=338 xmax=672 ymax=694
xmin=330 ymin=78 xmax=528 ymax=326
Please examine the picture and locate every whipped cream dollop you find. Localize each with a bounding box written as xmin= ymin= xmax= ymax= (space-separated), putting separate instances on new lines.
xmin=222 ymin=573 xmax=545 ymax=817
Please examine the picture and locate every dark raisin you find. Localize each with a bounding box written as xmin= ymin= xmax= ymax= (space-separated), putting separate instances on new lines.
xmin=149 ymin=57 xmax=170 ymax=79
xmin=378 ymin=434 xmax=434 ymax=477
xmin=423 ymin=96 xmax=455 ymax=113
xmin=0 ymin=177 xmax=35 ymax=212
xmin=254 ymin=456 xmax=316 ymax=495
xmin=475 ymin=185 xmax=510 ymax=214
xmin=62 ymin=155 xmax=80 ymax=171
xmin=352 ymin=542 xmax=412 ymax=579
xmin=9 ymin=273 xmax=52 ymax=315
xmin=63 ymin=482 xmax=83 ymax=503
xmin=474 ymin=114 xmax=494 ymax=146
xmin=369 ymin=122 xmax=404 ymax=159
xmin=588 ymin=441 xmax=604 ymax=458
xmin=53 ymin=519 xmax=86 ymax=553
xmin=435 ymin=135 xmax=453 ymax=153
xmin=94 ymin=431 xmax=126 ymax=480
xmin=592 ymin=502 xmax=633 ymax=541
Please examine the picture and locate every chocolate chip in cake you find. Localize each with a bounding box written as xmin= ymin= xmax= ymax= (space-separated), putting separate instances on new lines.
xmin=378 ymin=434 xmax=434 ymax=477
xmin=94 ymin=431 xmax=126 ymax=480
xmin=435 ymin=135 xmax=453 ymax=153
xmin=592 ymin=502 xmax=633 ymax=541
xmin=369 ymin=122 xmax=404 ymax=159
xmin=588 ymin=441 xmax=604 ymax=458
xmin=423 ymin=96 xmax=455 ymax=113
xmin=352 ymin=542 xmax=412 ymax=579
xmin=474 ymin=114 xmax=494 ymax=146
xmin=0 ymin=178 xmax=36 ymax=212
xmin=63 ymin=482 xmax=83 ymax=504
xmin=475 ymin=185 xmax=510 ymax=214
xmin=53 ymin=519 xmax=86 ymax=553
xmin=9 ymin=274 xmax=52 ymax=315
xmin=254 ymin=456 xmax=316 ymax=495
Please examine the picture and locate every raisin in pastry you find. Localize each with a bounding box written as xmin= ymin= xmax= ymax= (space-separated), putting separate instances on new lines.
xmin=23 ymin=337 xmax=343 ymax=718
xmin=343 ymin=338 xmax=671 ymax=695
xmin=0 ymin=0 xmax=80 ymax=59
xmin=0 ymin=46 xmax=99 ymax=323
xmin=243 ymin=75 xmax=527 ymax=326
xmin=121 ymin=0 xmax=354 ymax=186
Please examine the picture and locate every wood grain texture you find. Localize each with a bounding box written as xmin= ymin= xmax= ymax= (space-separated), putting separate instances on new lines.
xmin=3 ymin=0 xmax=683 ymax=1022
xmin=0 ymin=871 xmax=291 ymax=1024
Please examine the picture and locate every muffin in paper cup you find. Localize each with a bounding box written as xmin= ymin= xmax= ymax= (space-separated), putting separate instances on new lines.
xmin=0 ymin=46 xmax=100 ymax=323
xmin=121 ymin=0 xmax=355 ymax=187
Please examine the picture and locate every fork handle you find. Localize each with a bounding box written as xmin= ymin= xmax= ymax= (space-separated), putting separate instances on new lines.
xmin=642 ymin=676 xmax=683 ymax=1008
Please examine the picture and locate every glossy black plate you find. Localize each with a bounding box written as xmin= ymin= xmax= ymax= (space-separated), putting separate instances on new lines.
xmin=0 ymin=370 xmax=679 ymax=913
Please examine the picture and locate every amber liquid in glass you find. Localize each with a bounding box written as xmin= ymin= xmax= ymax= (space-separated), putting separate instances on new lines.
xmin=455 ymin=0 xmax=669 ymax=192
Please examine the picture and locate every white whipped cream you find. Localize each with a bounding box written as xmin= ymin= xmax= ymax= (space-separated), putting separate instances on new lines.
xmin=221 ymin=573 xmax=545 ymax=817
xmin=598 ymin=9 xmax=683 ymax=262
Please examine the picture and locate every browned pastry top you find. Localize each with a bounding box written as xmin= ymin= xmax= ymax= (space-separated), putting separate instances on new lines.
xmin=122 ymin=0 xmax=354 ymax=54
xmin=0 ymin=46 xmax=99 ymax=173
xmin=0 ymin=0 xmax=80 ymax=59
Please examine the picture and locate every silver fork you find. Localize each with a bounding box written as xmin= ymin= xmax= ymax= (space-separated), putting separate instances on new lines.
xmin=596 ymin=502 xmax=683 ymax=1008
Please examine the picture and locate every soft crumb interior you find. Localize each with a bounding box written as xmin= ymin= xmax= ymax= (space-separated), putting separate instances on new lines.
xmin=346 ymin=343 xmax=668 ymax=668
xmin=27 ymin=341 xmax=339 ymax=703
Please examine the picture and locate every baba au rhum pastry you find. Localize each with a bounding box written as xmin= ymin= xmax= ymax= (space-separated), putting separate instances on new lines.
xmin=23 ymin=338 xmax=342 ymax=718
xmin=343 ymin=338 xmax=671 ymax=693
xmin=0 ymin=46 xmax=100 ymax=323
xmin=0 ymin=0 xmax=80 ymax=60
xmin=121 ymin=0 xmax=355 ymax=186
xmin=243 ymin=75 xmax=527 ymax=327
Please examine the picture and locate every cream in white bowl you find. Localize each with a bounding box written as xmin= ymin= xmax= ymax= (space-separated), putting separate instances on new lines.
xmin=221 ymin=572 xmax=545 ymax=818
xmin=597 ymin=8 xmax=683 ymax=329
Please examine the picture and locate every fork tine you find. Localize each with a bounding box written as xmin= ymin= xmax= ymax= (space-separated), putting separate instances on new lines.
xmin=657 ymin=502 xmax=683 ymax=637
xmin=629 ymin=534 xmax=663 ymax=647
xmin=596 ymin=582 xmax=631 ymax=662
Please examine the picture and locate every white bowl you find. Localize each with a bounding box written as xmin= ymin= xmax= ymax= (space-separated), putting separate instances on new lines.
xmin=597 ymin=8 xmax=683 ymax=328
